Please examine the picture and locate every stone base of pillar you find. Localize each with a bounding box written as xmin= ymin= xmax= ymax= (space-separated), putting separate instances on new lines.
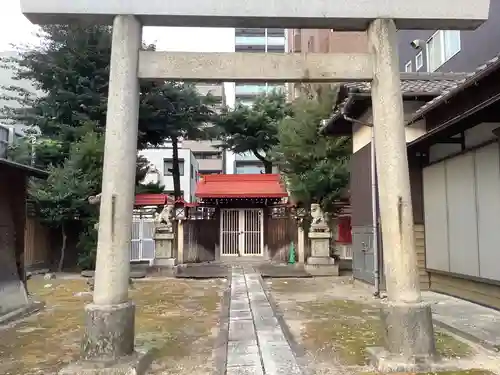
xmin=307 ymin=256 xmax=335 ymax=265
xmin=82 ymin=301 xmax=135 ymax=360
xmin=305 ymin=261 xmax=339 ymax=276
xmin=153 ymin=257 xmax=177 ymax=267
xmin=59 ymin=301 xmax=154 ymax=374
xmin=58 ymin=349 xmax=154 ymax=375
xmin=367 ymin=301 xmax=436 ymax=372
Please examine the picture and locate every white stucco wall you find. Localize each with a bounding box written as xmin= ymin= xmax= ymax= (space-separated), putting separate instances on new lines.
xmin=139 ymin=147 xmax=198 ymax=202
xmin=352 ymin=101 xmax=428 ymax=153
xmin=423 ymin=123 xmax=500 ymax=282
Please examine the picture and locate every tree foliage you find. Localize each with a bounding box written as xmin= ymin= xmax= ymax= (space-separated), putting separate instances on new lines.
xmin=8 ymin=135 xmax=64 ymax=168
xmin=0 ymin=25 xmax=162 ymax=166
xmin=216 ymin=91 xmax=291 ymax=173
xmin=0 ymin=25 xmax=165 ymax=269
xmin=274 ymin=86 xmax=351 ymax=214
xmin=136 ymin=181 xmax=166 ymax=194
xmin=29 ymin=130 xmax=102 ymax=271
xmin=1 ymin=25 xmax=222 ymax=269
xmin=140 ymin=82 xmax=217 ymax=198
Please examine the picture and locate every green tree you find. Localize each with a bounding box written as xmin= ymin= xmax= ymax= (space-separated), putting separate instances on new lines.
xmin=29 ymin=127 xmax=105 ymax=271
xmin=7 ymin=129 xmax=65 ymax=168
xmin=136 ymin=181 xmax=166 ymax=194
xmin=140 ymin=82 xmax=216 ymax=199
xmin=1 ymin=25 xmax=216 ymax=268
xmin=274 ymin=86 xmax=351 ymax=214
xmin=216 ymin=91 xmax=291 ymax=173
xmin=0 ymin=24 xmax=163 ymax=167
xmin=30 ymin=165 xmax=93 ymax=271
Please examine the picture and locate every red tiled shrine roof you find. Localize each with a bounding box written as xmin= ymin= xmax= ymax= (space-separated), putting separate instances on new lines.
xmin=196 ymin=174 xmax=288 ymax=199
xmin=134 ymin=193 xmax=169 ymax=206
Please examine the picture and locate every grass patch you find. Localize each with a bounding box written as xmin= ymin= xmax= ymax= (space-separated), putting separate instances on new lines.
xmin=435 ymin=331 xmax=473 ymax=358
xmin=302 ymin=300 xmax=473 ymax=365
xmin=300 ymin=300 xmax=381 ymax=366
xmin=0 ymin=277 xmax=223 ymax=375
xmin=360 ymin=371 xmax=493 ymax=375
xmin=268 ymin=280 xmax=474 ymax=367
xmin=299 ymin=300 xmax=474 ymax=365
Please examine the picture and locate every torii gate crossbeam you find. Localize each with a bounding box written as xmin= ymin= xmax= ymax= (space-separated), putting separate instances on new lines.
xmin=22 ymin=0 xmax=488 ymax=29
xmin=20 ymin=1 xmax=491 ymax=374
xmin=138 ymin=51 xmax=374 ymax=82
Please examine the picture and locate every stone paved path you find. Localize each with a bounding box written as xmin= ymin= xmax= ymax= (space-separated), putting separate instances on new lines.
xmin=227 ymin=266 xmax=302 ymax=375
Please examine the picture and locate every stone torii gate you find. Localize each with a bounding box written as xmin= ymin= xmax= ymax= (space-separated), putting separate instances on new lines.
xmin=21 ymin=1 xmax=490 ymax=373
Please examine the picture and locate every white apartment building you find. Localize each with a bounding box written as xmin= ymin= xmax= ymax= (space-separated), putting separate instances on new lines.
xmin=225 ymin=28 xmax=287 ymax=174
xmin=139 ymin=146 xmax=198 ymax=203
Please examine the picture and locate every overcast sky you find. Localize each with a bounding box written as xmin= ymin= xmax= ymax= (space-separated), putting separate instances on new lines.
xmin=0 ymin=1 xmax=235 ymax=52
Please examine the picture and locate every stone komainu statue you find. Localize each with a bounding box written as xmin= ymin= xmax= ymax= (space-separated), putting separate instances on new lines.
xmin=154 ymin=204 xmax=175 ymax=232
xmin=88 ymin=193 xmax=102 ymax=206
xmin=310 ymin=203 xmax=330 ymax=232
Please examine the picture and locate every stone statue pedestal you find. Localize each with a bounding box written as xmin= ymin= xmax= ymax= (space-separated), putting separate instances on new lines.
xmin=305 ymin=231 xmax=339 ymax=276
xmin=153 ymin=228 xmax=176 ymax=267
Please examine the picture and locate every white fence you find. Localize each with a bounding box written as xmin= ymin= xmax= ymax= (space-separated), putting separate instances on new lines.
xmin=131 ymin=216 xmax=156 ymax=262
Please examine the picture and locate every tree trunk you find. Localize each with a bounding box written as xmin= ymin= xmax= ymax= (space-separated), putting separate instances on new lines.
xmin=264 ymin=161 xmax=273 ymax=174
xmin=171 ymin=136 xmax=182 ymax=201
xmin=58 ymin=223 xmax=67 ymax=272
xmin=251 ymin=150 xmax=273 ymax=174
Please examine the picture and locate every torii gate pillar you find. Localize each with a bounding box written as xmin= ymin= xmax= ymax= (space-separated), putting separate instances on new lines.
xmin=367 ymin=19 xmax=436 ymax=371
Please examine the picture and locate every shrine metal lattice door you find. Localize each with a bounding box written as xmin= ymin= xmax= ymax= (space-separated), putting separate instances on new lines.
xmin=220 ymin=209 xmax=263 ymax=256
xmin=130 ymin=216 xmax=156 ymax=261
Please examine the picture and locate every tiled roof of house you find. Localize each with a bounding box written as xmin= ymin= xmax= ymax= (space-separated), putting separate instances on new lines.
xmin=407 ymin=55 xmax=500 ymax=124
xmin=196 ymin=174 xmax=288 ymax=199
xmin=320 ymin=73 xmax=467 ymax=134
xmin=343 ymin=74 xmax=463 ymax=95
xmin=134 ymin=193 xmax=169 ymax=207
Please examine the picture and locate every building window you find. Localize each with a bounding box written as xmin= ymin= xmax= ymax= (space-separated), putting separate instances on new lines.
xmin=193 ymin=151 xmax=221 ymax=160
xmin=307 ymin=36 xmax=314 ymax=51
xmin=415 ymin=51 xmax=424 ymax=71
xmin=190 ymin=164 xmax=194 ymax=178
xmin=426 ymin=30 xmax=461 ymax=72
xmin=405 ymin=61 xmax=412 ymax=72
xmin=235 ymin=36 xmax=266 ymax=46
xmin=444 ymin=30 xmax=461 ymax=60
xmin=235 ymin=161 xmax=265 ymax=174
xmin=164 ymin=158 xmax=184 ymax=176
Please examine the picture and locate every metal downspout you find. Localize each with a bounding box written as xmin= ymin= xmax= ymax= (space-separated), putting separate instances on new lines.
xmin=370 ymin=128 xmax=380 ymax=297
xmin=341 ymin=111 xmax=380 ymax=297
